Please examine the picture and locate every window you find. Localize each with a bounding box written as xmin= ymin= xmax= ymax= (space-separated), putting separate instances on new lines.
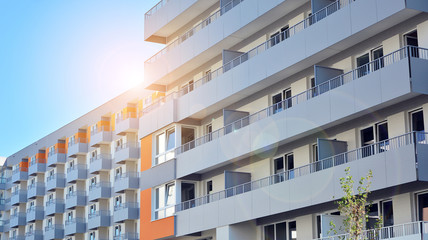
xmin=90 ymin=150 xmax=97 ymax=160
xmin=206 ymin=124 xmax=213 ymax=142
xmin=264 ymin=221 xmax=296 ymax=240
xmin=90 ymin=232 xmax=96 ymax=240
xmin=154 ymin=183 xmax=176 ymax=219
xmin=206 ymin=180 xmax=213 ymax=195
xmin=205 ymin=70 xmax=212 ymax=82
xmin=47 ymin=218 xmax=52 ymax=227
xmin=272 ymin=88 xmax=292 ymax=114
xmin=181 ymin=127 xmax=196 ymax=150
xmin=69 ymin=135 xmax=75 ymax=145
xmin=181 ymin=182 xmax=196 ymax=209
xmin=67 ymin=211 xmax=73 ymax=221
xmin=114 ymin=225 xmax=122 ymax=237
xmin=115 ymin=167 xmax=122 ymax=179
xmin=361 ymin=121 xmax=389 ymax=156
xmin=90 ymin=204 xmax=96 ymax=215
xmin=312 ymin=144 xmax=319 ymax=162
xmin=155 ymin=128 xmax=176 ymax=165
xmin=356 ymin=53 xmax=370 ymax=77
xmin=90 ymin=177 xmax=97 ymax=187
xmin=404 ymin=30 xmax=418 ymax=47
xmin=91 ymin=124 xmax=98 ymax=134
xmin=116 ymin=138 xmax=124 ymax=150
xmin=68 ymin=186 xmax=74 ymax=196
xmin=382 ymin=200 xmax=394 ymax=227
xmin=115 ymin=195 xmax=122 ymax=207
xmin=28 ymin=224 xmax=33 ymax=234
xmin=273 ymin=153 xmax=294 ymax=182
xmin=356 ymin=46 xmax=384 ymax=77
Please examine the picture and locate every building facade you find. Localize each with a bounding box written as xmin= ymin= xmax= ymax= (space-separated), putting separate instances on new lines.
xmin=2 ymin=0 xmax=428 ymax=240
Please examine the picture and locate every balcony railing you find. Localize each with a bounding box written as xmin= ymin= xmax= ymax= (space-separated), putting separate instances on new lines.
xmin=91 ymin=125 xmax=111 ymax=136
xmin=89 ymin=181 xmax=111 ymax=191
xmin=90 ymin=153 xmax=111 ymax=163
xmin=12 ymin=167 xmax=27 ymax=174
xmin=115 ymin=142 xmax=139 ymax=152
xmin=68 ymin=137 xmax=88 ymax=147
xmin=46 ymin=173 xmax=65 ymax=182
xmin=114 ymin=171 xmax=139 ymax=181
xmin=88 ymin=210 xmax=110 ymax=219
xmin=145 ymin=0 xmax=171 ymax=19
xmin=317 ymin=221 xmax=427 ymax=240
xmin=29 ymin=158 xmax=46 ymax=166
xmin=113 ymin=202 xmax=139 ymax=212
xmin=47 ymin=148 xmax=66 ymax=157
xmin=27 ymin=205 xmax=43 ymax=213
xmin=45 ymin=224 xmax=63 ymax=232
xmin=65 ymin=217 xmax=85 ymax=226
xmin=116 ymin=112 xmax=137 ymax=123
xmin=67 ymin=163 xmax=87 ymax=173
xmin=113 ymin=232 xmax=139 ymax=240
xmin=66 ymin=190 xmax=86 ymax=199
xmin=141 ymin=0 xmax=356 ymax=118
xmin=174 ymin=46 xmax=428 ymax=155
xmin=175 ymin=131 xmax=427 ymax=212
xmin=45 ymin=199 xmax=65 ymax=207
xmin=146 ymin=0 xmax=245 ymax=64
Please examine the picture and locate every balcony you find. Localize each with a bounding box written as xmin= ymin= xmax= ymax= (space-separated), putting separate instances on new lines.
xmin=89 ymin=154 xmax=112 ymax=174
xmin=65 ymin=191 xmax=87 ymax=209
xmin=27 ymin=182 xmax=45 ymax=199
xmin=87 ymin=210 xmax=111 ymax=230
xmin=67 ymin=138 xmax=88 ymax=157
xmin=174 ymin=46 xmax=428 ymax=179
xmin=175 ymin=132 xmax=428 ymax=236
xmin=114 ymin=172 xmax=139 ymax=193
xmin=47 ymin=150 xmax=66 ymax=167
xmin=45 ymin=199 xmax=65 ymax=216
xmin=113 ymin=202 xmax=139 ymax=223
xmin=0 ymin=177 xmax=5 ymax=189
xmin=28 ymin=160 xmax=46 ymax=176
xmin=66 ymin=164 xmax=88 ymax=183
xmin=115 ymin=113 xmax=139 ymax=135
xmin=64 ymin=217 xmax=87 ymax=236
xmin=44 ymin=225 xmax=64 ymax=240
xmin=45 ymin=173 xmax=66 ymax=191
xmin=25 ymin=230 xmax=43 ymax=240
xmin=11 ymin=189 xmax=27 ymax=206
xmin=27 ymin=206 xmax=44 ymax=222
xmin=0 ymin=220 xmax=9 ymax=232
xmin=11 ymin=167 xmax=28 ymax=183
xmin=90 ymin=126 xmax=112 ymax=147
xmin=141 ymin=0 xmax=428 ymax=138
xmin=5 ymin=198 xmax=11 ymax=211
xmin=112 ymin=233 xmax=139 ymax=240
xmin=317 ymin=221 xmax=427 ymax=240
xmin=10 ymin=212 xmax=26 ymax=228
xmin=0 ymin=198 xmax=4 ymax=211
xmin=144 ymin=0 xmax=216 ymax=43
xmin=88 ymin=182 xmax=111 ymax=202
xmin=114 ymin=142 xmax=139 ymax=164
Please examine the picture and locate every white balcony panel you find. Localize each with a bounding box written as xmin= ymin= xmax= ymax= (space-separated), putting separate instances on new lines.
xmin=139 ymin=99 xmax=176 ymax=139
xmin=176 ymin=143 xmax=418 ymax=236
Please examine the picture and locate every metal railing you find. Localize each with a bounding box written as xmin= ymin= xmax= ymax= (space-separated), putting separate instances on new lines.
xmin=48 ymin=148 xmax=66 ymax=157
xmin=114 ymin=202 xmax=139 ymax=211
xmin=89 ymin=181 xmax=111 ymax=191
xmin=115 ymin=142 xmax=139 ymax=152
xmin=25 ymin=230 xmax=43 ymax=237
xmin=116 ymin=112 xmax=138 ymax=123
xmin=90 ymin=153 xmax=112 ymax=163
xmin=88 ymin=210 xmax=110 ymax=219
xmin=12 ymin=167 xmax=28 ymax=174
xmin=145 ymin=0 xmax=171 ymax=19
xmin=68 ymin=137 xmax=88 ymax=147
xmin=174 ymin=46 xmax=428 ymax=155
xmin=91 ymin=125 xmax=111 ymax=136
xmin=45 ymin=224 xmax=64 ymax=232
xmin=66 ymin=190 xmax=86 ymax=199
xmin=45 ymin=198 xmax=65 ymax=207
xmin=114 ymin=171 xmax=139 ymax=181
xmin=146 ymin=0 xmax=244 ymax=64
xmin=46 ymin=173 xmax=65 ymax=182
xmin=27 ymin=205 xmax=44 ymax=213
xmin=113 ymin=232 xmax=139 ymax=240
xmin=176 ymin=131 xmax=426 ymax=212
xmin=29 ymin=157 xmax=47 ymax=165
xmin=65 ymin=217 xmax=86 ymax=225
xmin=317 ymin=221 xmax=426 ymax=239
xmin=67 ymin=163 xmax=87 ymax=173
xmin=27 ymin=181 xmax=44 ymax=190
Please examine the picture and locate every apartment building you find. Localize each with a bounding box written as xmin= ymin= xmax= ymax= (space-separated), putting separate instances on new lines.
xmin=2 ymin=0 xmax=428 ymax=240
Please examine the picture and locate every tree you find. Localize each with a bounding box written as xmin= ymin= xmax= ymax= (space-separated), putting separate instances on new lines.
xmin=329 ymin=167 xmax=381 ymax=240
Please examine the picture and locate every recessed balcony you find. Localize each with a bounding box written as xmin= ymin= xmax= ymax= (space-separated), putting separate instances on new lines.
xmin=10 ymin=212 xmax=26 ymax=228
xmin=44 ymin=224 xmax=64 ymax=240
xmin=5 ymin=198 xmax=11 ymax=211
xmin=25 ymin=229 xmax=43 ymax=240
xmin=65 ymin=191 xmax=87 ymax=209
xmin=88 ymin=182 xmax=111 ymax=202
xmin=0 ymin=177 xmax=6 ymax=189
xmin=0 ymin=198 xmax=4 ymax=211
xmin=67 ymin=138 xmax=88 ymax=158
xmin=28 ymin=160 xmax=46 ymax=176
xmin=47 ymin=150 xmax=67 ymax=167
xmin=11 ymin=189 xmax=27 ymax=206
xmin=66 ymin=164 xmax=88 ymax=183
xmin=89 ymin=154 xmax=112 ymax=174
xmin=113 ymin=202 xmax=139 ymax=223
xmin=9 ymin=235 xmax=25 ymax=240
xmin=175 ymin=131 xmax=428 ymax=236
xmin=27 ymin=182 xmax=45 ymax=199
xmin=114 ymin=142 xmax=139 ymax=164
xmin=11 ymin=167 xmax=28 ymax=183
xmin=64 ymin=217 xmax=87 ymax=236
xmin=87 ymin=210 xmax=111 ymax=230
xmin=115 ymin=113 xmax=139 ymax=135
xmin=45 ymin=199 xmax=65 ymax=216
xmin=45 ymin=173 xmax=66 ymax=192
xmin=90 ymin=126 xmax=112 ymax=147
xmin=114 ymin=172 xmax=139 ymax=193
xmin=27 ymin=206 xmax=44 ymax=222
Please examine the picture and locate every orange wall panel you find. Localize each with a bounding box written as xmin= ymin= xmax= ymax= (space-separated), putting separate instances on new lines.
xmin=140 ymin=135 xmax=152 ymax=172
xmin=140 ymin=189 xmax=175 ymax=240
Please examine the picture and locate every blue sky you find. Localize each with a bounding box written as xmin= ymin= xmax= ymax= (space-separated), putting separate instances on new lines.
xmin=0 ymin=0 xmax=163 ymax=157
